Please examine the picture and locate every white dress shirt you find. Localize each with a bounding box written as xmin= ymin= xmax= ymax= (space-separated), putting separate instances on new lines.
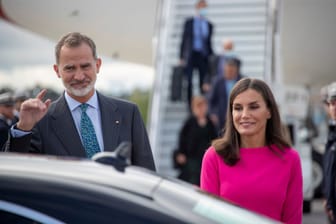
xmin=64 ymin=91 xmax=104 ymax=152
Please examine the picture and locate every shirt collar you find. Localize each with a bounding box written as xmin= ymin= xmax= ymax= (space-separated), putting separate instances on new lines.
xmin=194 ymin=16 xmax=202 ymax=21
xmin=64 ymin=91 xmax=99 ymax=112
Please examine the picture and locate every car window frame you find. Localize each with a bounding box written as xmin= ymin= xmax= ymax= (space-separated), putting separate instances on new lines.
xmin=0 ymin=200 xmax=64 ymax=224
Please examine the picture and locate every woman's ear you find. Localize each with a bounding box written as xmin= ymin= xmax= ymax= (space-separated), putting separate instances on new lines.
xmin=267 ymin=110 xmax=271 ymax=119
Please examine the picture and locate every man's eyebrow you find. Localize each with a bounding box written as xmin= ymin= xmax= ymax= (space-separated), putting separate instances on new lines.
xmin=63 ymin=64 xmax=74 ymax=68
xmin=80 ymin=62 xmax=91 ymax=67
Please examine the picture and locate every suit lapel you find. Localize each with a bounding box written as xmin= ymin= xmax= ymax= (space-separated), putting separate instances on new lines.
xmin=98 ymin=93 xmax=121 ymax=152
xmin=50 ymin=95 xmax=86 ymax=157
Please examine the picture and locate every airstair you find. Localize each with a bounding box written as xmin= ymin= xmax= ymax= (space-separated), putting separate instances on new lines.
xmin=149 ymin=0 xmax=273 ymax=176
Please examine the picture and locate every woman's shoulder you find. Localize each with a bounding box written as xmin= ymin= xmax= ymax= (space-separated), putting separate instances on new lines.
xmin=285 ymin=147 xmax=301 ymax=161
xmin=181 ymin=116 xmax=196 ymax=128
xmin=282 ymin=146 xmax=299 ymax=156
xmin=280 ymin=147 xmax=302 ymax=176
xmin=203 ymin=146 xmax=220 ymax=160
xmin=202 ymin=146 xmax=227 ymax=169
xmin=272 ymin=145 xmax=301 ymax=162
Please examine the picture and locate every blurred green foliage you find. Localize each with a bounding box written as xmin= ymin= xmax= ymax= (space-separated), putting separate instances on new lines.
xmin=127 ymin=89 xmax=150 ymax=124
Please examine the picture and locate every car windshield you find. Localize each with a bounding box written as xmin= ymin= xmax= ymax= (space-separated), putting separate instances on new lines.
xmin=192 ymin=191 xmax=280 ymax=224
xmin=153 ymin=179 xmax=280 ymax=224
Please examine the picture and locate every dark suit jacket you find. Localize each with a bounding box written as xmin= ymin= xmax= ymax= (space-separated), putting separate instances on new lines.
xmin=208 ymin=75 xmax=243 ymax=130
xmin=180 ymin=17 xmax=214 ymax=62
xmin=0 ymin=117 xmax=10 ymax=149
xmin=5 ymin=92 xmax=155 ymax=171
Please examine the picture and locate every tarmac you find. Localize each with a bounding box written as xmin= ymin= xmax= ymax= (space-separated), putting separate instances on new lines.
xmin=303 ymin=199 xmax=329 ymax=224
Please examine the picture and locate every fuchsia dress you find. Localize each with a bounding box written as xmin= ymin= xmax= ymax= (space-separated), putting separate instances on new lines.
xmin=201 ymin=146 xmax=303 ymax=224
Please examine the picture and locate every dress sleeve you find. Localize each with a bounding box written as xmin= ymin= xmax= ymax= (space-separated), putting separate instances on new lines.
xmin=200 ymin=147 xmax=220 ymax=196
xmin=281 ymin=150 xmax=303 ymax=224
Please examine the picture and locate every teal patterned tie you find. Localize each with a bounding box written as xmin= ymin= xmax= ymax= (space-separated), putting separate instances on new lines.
xmin=80 ymin=103 xmax=101 ymax=158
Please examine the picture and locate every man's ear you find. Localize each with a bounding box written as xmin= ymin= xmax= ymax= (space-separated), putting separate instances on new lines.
xmin=96 ymin=58 xmax=102 ymax=74
xmin=53 ymin=64 xmax=61 ymax=78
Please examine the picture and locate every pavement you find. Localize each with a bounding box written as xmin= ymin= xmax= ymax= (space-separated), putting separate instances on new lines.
xmin=303 ymin=199 xmax=329 ymax=224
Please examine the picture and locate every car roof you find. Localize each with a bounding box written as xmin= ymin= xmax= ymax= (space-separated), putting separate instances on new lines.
xmin=0 ymin=153 xmax=281 ymax=224
xmin=0 ymin=152 xmax=161 ymax=198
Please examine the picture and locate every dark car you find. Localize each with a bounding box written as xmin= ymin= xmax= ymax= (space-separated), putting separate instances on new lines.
xmin=0 ymin=151 xmax=280 ymax=224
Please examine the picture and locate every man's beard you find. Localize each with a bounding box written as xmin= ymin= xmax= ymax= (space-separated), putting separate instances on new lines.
xmin=63 ymin=79 xmax=96 ymax=97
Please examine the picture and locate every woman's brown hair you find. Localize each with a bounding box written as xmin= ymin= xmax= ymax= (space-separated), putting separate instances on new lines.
xmin=212 ymin=78 xmax=291 ymax=166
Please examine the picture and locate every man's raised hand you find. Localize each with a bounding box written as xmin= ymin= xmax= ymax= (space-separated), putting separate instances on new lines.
xmin=17 ymin=89 xmax=51 ymax=131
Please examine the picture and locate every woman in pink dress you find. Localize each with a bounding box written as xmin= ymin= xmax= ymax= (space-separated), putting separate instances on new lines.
xmin=201 ymin=78 xmax=303 ymax=224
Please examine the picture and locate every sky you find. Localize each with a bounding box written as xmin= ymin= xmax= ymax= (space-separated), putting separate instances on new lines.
xmin=0 ymin=19 xmax=154 ymax=95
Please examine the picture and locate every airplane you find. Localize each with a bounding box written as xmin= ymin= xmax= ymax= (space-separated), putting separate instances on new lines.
xmin=2 ymin=0 xmax=336 ymax=213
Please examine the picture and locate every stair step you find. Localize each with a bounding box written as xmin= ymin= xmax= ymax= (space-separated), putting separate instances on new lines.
xmin=149 ymin=0 xmax=268 ymax=176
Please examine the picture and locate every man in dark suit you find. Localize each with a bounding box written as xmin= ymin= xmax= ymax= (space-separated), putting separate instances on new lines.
xmin=0 ymin=92 xmax=15 ymax=149
xmin=4 ymin=32 xmax=155 ymax=171
xmin=180 ymin=0 xmax=213 ymax=107
xmin=323 ymin=82 xmax=336 ymax=223
xmin=208 ymin=57 xmax=243 ymax=132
